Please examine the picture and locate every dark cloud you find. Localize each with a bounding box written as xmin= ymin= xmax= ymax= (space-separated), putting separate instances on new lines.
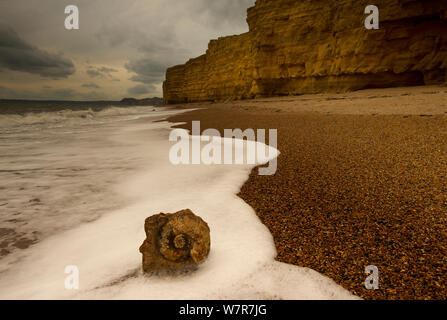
xmin=98 ymin=66 xmax=118 ymax=73
xmin=127 ymin=85 xmax=156 ymax=96
xmin=125 ymin=59 xmax=167 ymax=85
xmin=81 ymin=82 xmax=101 ymax=89
xmin=0 ymin=0 xmax=255 ymax=100
xmin=86 ymin=66 xmax=118 ymax=79
xmin=86 ymin=69 xmax=101 ymax=78
xmin=122 ymin=0 xmax=254 ymax=89
xmin=0 ymin=24 xmax=75 ymax=79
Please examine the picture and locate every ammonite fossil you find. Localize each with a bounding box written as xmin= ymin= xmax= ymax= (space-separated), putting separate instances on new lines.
xmin=139 ymin=209 xmax=211 ymax=272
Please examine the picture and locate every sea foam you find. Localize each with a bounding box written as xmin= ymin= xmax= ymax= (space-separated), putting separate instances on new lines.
xmin=0 ymin=107 xmax=357 ymax=300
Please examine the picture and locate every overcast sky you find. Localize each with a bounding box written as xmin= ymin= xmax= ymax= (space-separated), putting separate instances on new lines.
xmin=0 ymin=0 xmax=255 ymax=100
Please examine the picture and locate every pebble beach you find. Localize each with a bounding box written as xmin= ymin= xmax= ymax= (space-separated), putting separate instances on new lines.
xmin=168 ymin=85 xmax=447 ymax=300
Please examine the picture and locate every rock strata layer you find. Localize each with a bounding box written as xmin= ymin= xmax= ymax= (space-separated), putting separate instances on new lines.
xmin=163 ymin=0 xmax=447 ymax=104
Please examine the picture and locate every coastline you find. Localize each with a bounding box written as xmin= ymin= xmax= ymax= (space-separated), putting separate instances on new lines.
xmin=167 ymin=85 xmax=447 ymax=300
xmin=0 ymin=106 xmax=355 ymax=299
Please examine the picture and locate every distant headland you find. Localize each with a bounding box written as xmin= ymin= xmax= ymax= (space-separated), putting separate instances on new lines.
xmin=119 ymin=97 xmax=163 ymax=106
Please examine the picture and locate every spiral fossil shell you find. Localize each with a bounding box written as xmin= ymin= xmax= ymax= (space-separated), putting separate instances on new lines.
xmin=139 ymin=209 xmax=211 ymax=272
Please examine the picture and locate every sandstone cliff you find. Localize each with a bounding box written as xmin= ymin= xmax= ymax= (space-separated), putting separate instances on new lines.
xmin=163 ymin=0 xmax=447 ymax=104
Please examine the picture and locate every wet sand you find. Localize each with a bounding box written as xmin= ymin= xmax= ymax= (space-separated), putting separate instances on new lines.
xmin=167 ymin=85 xmax=447 ymax=300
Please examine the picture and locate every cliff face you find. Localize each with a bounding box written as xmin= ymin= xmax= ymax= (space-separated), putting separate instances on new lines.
xmin=163 ymin=33 xmax=254 ymax=103
xmin=163 ymin=0 xmax=447 ymax=104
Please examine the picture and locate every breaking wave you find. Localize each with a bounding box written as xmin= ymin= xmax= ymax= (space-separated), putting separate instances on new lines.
xmin=0 ymin=106 xmax=157 ymax=130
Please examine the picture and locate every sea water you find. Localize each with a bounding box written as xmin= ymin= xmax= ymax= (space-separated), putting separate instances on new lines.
xmin=0 ymin=104 xmax=357 ymax=299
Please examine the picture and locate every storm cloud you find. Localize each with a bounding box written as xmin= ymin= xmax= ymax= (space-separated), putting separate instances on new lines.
xmin=0 ymin=0 xmax=255 ymax=100
xmin=0 ymin=24 xmax=75 ymax=79
xmin=125 ymin=59 xmax=167 ymax=85
xmin=86 ymin=66 xmax=118 ymax=79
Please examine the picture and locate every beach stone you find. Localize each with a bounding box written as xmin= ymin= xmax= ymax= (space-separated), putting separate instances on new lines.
xmin=139 ymin=209 xmax=211 ymax=272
